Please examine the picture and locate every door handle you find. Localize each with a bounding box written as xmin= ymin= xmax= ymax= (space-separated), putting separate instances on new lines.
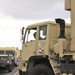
xmin=25 ymin=45 xmax=27 ymax=47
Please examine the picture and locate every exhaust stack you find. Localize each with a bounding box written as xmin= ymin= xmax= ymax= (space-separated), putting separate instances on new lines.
xmin=55 ymin=18 xmax=66 ymax=57
xmin=55 ymin=18 xmax=66 ymax=38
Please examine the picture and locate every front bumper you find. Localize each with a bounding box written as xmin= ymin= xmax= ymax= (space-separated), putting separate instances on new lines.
xmin=0 ymin=62 xmax=11 ymax=67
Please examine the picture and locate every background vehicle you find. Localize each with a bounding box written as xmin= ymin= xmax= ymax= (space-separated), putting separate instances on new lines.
xmin=0 ymin=47 xmax=20 ymax=66
xmin=19 ymin=0 xmax=75 ymax=75
xmin=0 ymin=54 xmax=15 ymax=72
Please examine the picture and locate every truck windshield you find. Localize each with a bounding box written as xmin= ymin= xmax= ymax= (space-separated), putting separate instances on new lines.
xmin=25 ymin=28 xmax=37 ymax=43
xmin=6 ymin=51 xmax=15 ymax=56
xmin=0 ymin=51 xmax=4 ymax=54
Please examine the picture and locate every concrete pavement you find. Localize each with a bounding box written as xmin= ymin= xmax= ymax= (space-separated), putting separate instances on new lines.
xmin=0 ymin=67 xmax=19 ymax=75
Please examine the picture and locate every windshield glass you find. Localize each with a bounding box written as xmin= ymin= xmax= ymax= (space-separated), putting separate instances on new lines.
xmin=39 ymin=25 xmax=47 ymax=40
xmin=25 ymin=28 xmax=37 ymax=43
xmin=0 ymin=51 xmax=4 ymax=54
xmin=6 ymin=51 xmax=15 ymax=56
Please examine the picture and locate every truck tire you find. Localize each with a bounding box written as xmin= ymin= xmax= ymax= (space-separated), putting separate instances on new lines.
xmin=13 ymin=63 xmax=15 ymax=69
xmin=19 ymin=70 xmax=27 ymax=75
xmin=7 ymin=65 xmax=13 ymax=72
xmin=28 ymin=64 xmax=54 ymax=75
xmin=19 ymin=69 xmax=22 ymax=75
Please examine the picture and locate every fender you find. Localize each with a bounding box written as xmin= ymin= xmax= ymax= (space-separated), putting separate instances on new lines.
xmin=27 ymin=55 xmax=49 ymax=71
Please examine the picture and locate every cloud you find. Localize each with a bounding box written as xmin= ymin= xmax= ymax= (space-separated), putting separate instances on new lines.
xmin=0 ymin=0 xmax=70 ymax=20
xmin=0 ymin=0 xmax=71 ymax=49
xmin=0 ymin=11 xmax=37 ymax=49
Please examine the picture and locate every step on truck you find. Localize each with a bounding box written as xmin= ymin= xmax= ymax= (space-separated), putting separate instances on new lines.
xmin=19 ymin=0 xmax=75 ymax=75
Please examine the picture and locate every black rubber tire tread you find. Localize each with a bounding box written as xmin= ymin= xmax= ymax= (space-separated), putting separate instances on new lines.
xmin=28 ymin=64 xmax=54 ymax=75
xmin=11 ymin=63 xmax=15 ymax=69
xmin=19 ymin=69 xmax=22 ymax=75
xmin=8 ymin=65 xmax=13 ymax=72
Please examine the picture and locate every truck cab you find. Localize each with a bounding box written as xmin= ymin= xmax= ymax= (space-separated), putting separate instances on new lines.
xmin=0 ymin=47 xmax=20 ymax=66
xmin=19 ymin=20 xmax=71 ymax=75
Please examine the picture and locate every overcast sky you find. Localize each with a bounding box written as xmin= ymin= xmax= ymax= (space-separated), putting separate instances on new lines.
xmin=0 ymin=0 xmax=70 ymax=49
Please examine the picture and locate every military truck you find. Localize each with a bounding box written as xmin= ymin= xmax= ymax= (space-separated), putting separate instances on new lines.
xmin=0 ymin=47 xmax=20 ymax=66
xmin=0 ymin=54 xmax=15 ymax=72
xmin=19 ymin=20 xmax=71 ymax=75
xmin=19 ymin=0 xmax=75 ymax=75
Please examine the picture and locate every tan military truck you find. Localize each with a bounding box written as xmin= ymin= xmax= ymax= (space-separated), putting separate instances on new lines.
xmin=0 ymin=54 xmax=15 ymax=72
xmin=19 ymin=0 xmax=75 ymax=75
xmin=19 ymin=20 xmax=71 ymax=75
xmin=0 ymin=47 xmax=20 ymax=66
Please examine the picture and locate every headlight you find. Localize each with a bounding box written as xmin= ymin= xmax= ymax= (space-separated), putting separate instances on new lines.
xmin=7 ymin=61 xmax=10 ymax=63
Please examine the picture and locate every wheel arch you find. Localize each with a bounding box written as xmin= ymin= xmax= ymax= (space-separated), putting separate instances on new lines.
xmin=27 ymin=55 xmax=54 ymax=75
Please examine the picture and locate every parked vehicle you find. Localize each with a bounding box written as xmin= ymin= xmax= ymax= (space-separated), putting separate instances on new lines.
xmin=0 ymin=47 xmax=20 ymax=66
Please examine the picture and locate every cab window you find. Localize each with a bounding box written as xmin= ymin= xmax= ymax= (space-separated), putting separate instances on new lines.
xmin=6 ymin=51 xmax=15 ymax=56
xmin=39 ymin=25 xmax=47 ymax=40
xmin=0 ymin=51 xmax=4 ymax=54
xmin=25 ymin=28 xmax=37 ymax=43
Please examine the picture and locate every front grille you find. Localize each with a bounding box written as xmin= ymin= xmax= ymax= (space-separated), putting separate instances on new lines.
xmin=0 ymin=63 xmax=4 ymax=66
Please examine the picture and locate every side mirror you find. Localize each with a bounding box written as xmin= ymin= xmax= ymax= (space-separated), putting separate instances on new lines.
xmin=20 ymin=27 xmax=25 ymax=42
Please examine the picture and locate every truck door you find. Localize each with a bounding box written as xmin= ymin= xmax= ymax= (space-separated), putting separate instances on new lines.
xmin=22 ymin=27 xmax=37 ymax=61
xmin=37 ymin=25 xmax=49 ymax=55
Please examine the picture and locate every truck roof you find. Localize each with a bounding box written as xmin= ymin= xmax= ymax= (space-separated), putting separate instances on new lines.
xmin=26 ymin=20 xmax=70 ymax=28
xmin=0 ymin=47 xmax=19 ymax=50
